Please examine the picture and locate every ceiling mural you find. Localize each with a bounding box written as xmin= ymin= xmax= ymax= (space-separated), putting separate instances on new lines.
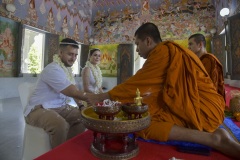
xmin=90 ymin=0 xmax=240 ymax=44
xmin=91 ymin=0 xmax=217 ymax=44
xmin=0 ymin=0 xmax=92 ymax=43
xmin=0 ymin=0 xmax=240 ymax=45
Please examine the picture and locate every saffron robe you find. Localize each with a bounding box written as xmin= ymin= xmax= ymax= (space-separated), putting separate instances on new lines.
xmin=200 ymin=53 xmax=225 ymax=101
xmin=108 ymin=41 xmax=225 ymax=141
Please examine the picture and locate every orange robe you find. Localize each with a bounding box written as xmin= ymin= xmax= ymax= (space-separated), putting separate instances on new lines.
xmin=200 ymin=53 xmax=225 ymax=101
xmin=108 ymin=41 xmax=225 ymax=141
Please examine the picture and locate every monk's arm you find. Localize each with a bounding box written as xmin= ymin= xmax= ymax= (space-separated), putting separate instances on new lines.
xmin=201 ymin=57 xmax=218 ymax=89
xmin=109 ymin=45 xmax=169 ymax=102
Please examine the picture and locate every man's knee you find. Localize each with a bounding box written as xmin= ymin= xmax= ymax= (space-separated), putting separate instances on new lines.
xmin=47 ymin=118 xmax=70 ymax=134
xmin=66 ymin=107 xmax=82 ymax=124
xmin=71 ymin=107 xmax=82 ymax=118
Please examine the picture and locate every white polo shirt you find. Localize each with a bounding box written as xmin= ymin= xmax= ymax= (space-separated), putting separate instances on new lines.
xmin=24 ymin=62 xmax=74 ymax=116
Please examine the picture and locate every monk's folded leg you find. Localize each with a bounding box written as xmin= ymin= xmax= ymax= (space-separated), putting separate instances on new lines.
xmin=168 ymin=125 xmax=240 ymax=159
xmin=136 ymin=121 xmax=174 ymax=141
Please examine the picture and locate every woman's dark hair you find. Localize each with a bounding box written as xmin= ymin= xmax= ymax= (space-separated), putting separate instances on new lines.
xmin=89 ymin=48 xmax=100 ymax=57
xmin=134 ymin=22 xmax=162 ymax=43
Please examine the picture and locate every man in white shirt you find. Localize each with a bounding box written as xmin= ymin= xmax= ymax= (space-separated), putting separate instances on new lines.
xmin=25 ymin=38 xmax=88 ymax=148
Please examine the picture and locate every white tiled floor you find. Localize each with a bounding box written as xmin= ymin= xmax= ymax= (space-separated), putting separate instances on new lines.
xmin=0 ymin=97 xmax=24 ymax=160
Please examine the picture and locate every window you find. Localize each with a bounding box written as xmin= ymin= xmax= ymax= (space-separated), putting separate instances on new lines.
xmin=20 ymin=25 xmax=81 ymax=77
xmin=72 ymin=44 xmax=81 ymax=76
xmin=134 ymin=45 xmax=146 ymax=74
xmin=21 ymin=25 xmax=45 ymax=75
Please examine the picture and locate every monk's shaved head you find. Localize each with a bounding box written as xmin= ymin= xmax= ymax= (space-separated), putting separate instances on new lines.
xmin=188 ymin=33 xmax=206 ymax=47
xmin=134 ymin=22 xmax=162 ymax=43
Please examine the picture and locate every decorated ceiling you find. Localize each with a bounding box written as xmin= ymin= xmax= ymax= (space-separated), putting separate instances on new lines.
xmin=91 ymin=0 xmax=240 ymax=44
xmin=0 ymin=0 xmax=239 ymax=45
xmin=0 ymin=0 xmax=93 ymax=43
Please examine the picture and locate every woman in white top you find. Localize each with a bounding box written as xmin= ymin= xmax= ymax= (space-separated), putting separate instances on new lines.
xmin=82 ymin=48 xmax=103 ymax=94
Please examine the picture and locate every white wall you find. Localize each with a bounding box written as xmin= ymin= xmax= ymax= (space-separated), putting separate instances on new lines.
xmin=224 ymin=78 xmax=240 ymax=88
xmin=0 ymin=77 xmax=37 ymax=99
xmin=77 ymin=77 xmax=117 ymax=92
xmin=102 ymin=77 xmax=117 ymax=91
xmin=0 ymin=77 xmax=117 ymax=99
xmin=2 ymin=77 xmax=238 ymax=100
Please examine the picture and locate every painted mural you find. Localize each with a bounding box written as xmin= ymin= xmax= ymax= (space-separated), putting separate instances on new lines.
xmin=90 ymin=44 xmax=118 ymax=77
xmin=0 ymin=16 xmax=19 ymax=77
xmin=91 ymin=0 xmax=216 ymax=44
xmin=0 ymin=0 xmax=92 ymax=43
xmin=0 ymin=0 xmax=240 ymax=46
xmin=91 ymin=0 xmax=240 ymax=45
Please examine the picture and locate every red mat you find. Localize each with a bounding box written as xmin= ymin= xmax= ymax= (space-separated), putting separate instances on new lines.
xmin=35 ymin=130 xmax=236 ymax=160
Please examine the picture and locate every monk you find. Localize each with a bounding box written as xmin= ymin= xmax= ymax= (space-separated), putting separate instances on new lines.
xmin=188 ymin=33 xmax=225 ymax=101
xmin=85 ymin=23 xmax=240 ymax=159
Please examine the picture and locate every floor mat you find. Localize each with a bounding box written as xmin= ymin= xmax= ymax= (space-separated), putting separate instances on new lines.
xmin=136 ymin=117 xmax=240 ymax=150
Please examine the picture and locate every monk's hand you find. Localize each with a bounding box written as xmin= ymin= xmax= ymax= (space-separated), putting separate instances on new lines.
xmin=142 ymin=91 xmax=151 ymax=97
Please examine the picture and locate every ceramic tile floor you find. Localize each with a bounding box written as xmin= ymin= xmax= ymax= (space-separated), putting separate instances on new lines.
xmin=0 ymin=97 xmax=24 ymax=160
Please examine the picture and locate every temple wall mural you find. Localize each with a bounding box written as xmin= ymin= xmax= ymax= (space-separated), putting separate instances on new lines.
xmin=91 ymin=0 xmax=217 ymax=44
xmin=1 ymin=0 xmax=240 ymax=45
xmin=91 ymin=0 xmax=240 ymax=45
xmin=0 ymin=16 xmax=19 ymax=77
xmin=90 ymin=44 xmax=118 ymax=77
xmin=0 ymin=0 xmax=92 ymax=43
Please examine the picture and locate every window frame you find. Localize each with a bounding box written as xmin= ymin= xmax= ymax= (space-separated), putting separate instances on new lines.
xmin=133 ymin=45 xmax=146 ymax=75
xmin=72 ymin=43 xmax=82 ymax=77
xmin=19 ymin=25 xmax=46 ymax=77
